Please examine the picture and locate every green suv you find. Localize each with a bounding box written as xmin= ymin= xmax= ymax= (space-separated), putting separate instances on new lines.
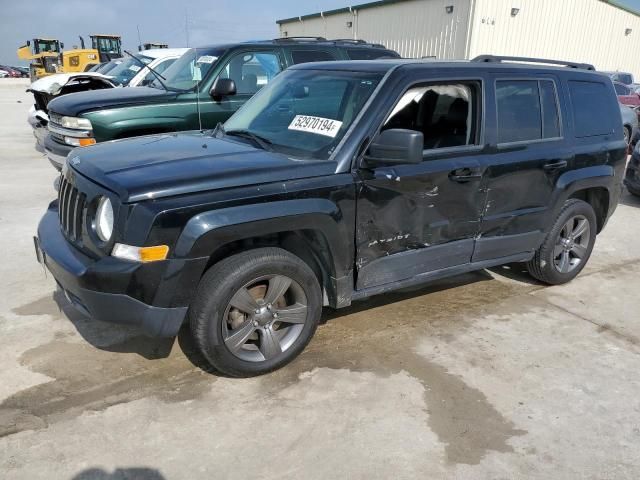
xmin=43 ymin=38 xmax=399 ymax=170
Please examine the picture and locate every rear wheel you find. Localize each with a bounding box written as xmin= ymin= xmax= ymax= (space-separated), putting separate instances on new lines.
xmin=189 ymin=247 xmax=322 ymax=377
xmin=527 ymin=199 xmax=597 ymax=285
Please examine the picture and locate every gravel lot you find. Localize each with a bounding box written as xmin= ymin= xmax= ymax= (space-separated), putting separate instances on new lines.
xmin=1 ymin=78 xmax=640 ymax=479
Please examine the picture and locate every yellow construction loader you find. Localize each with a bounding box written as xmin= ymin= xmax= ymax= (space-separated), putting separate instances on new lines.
xmin=17 ymin=38 xmax=63 ymax=81
xmin=17 ymin=34 xmax=123 ymax=80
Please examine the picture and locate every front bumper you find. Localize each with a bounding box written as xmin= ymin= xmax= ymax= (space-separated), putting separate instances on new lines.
xmin=36 ymin=205 xmax=203 ymax=337
xmin=44 ymin=133 xmax=73 ymax=171
xmin=27 ymin=107 xmax=48 ymax=147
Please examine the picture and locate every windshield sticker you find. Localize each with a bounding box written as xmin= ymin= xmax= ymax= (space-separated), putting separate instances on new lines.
xmin=196 ymin=55 xmax=217 ymax=64
xmin=288 ymin=115 xmax=343 ymax=138
xmin=128 ymin=65 xmax=142 ymax=72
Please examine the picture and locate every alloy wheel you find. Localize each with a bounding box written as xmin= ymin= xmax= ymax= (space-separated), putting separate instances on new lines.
xmin=553 ymin=214 xmax=591 ymax=274
xmin=222 ymin=274 xmax=308 ymax=362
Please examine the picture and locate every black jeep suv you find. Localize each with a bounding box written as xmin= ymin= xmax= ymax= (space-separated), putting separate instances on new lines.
xmin=36 ymin=56 xmax=626 ymax=376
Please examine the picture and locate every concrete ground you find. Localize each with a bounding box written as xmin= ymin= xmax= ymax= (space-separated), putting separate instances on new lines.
xmin=1 ymin=78 xmax=639 ymax=480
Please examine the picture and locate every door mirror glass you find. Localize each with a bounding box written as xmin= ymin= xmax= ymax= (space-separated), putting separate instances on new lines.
xmin=364 ymin=129 xmax=424 ymax=167
xmin=210 ymin=78 xmax=237 ymax=99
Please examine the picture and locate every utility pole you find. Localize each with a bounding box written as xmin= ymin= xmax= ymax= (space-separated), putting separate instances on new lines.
xmin=185 ymin=8 xmax=190 ymax=47
xmin=136 ymin=25 xmax=142 ymax=51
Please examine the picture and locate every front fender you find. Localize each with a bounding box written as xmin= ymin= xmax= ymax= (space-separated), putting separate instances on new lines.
xmin=173 ymin=198 xmax=354 ymax=305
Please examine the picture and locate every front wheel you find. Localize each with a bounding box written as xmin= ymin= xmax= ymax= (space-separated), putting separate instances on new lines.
xmin=526 ymin=199 xmax=597 ymax=285
xmin=189 ymin=247 xmax=322 ymax=377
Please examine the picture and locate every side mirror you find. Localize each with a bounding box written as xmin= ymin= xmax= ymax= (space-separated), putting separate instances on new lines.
xmin=26 ymin=40 xmax=30 ymax=46
xmin=210 ymin=78 xmax=237 ymax=99
xmin=60 ymin=42 xmax=65 ymax=49
xmin=363 ymin=129 xmax=424 ymax=167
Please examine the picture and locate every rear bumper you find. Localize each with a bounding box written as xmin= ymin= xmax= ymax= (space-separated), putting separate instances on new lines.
xmin=44 ymin=133 xmax=73 ymax=171
xmin=36 ymin=205 xmax=206 ymax=337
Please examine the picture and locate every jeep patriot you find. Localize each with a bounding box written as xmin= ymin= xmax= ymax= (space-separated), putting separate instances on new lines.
xmin=35 ymin=56 xmax=626 ymax=376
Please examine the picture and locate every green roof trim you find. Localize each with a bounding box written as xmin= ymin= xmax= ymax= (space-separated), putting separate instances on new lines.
xmin=276 ymin=0 xmax=410 ymax=24
xmin=277 ymin=0 xmax=640 ymax=24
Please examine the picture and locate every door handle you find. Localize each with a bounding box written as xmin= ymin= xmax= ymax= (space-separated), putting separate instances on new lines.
xmin=543 ymin=160 xmax=568 ymax=171
xmin=449 ymin=168 xmax=482 ymax=182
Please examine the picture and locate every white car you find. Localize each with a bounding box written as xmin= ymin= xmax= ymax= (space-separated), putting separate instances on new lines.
xmin=26 ymin=48 xmax=188 ymax=147
xmin=129 ymin=48 xmax=189 ymax=87
xmin=0 ymin=69 xmax=8 ymax=78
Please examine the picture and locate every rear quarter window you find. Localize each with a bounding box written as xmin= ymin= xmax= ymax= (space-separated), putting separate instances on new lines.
xmin=346 ymin=48 xmax=398 ymax=60
xmin=569 ymin=80 xmax=617 ymax=137
xmin=291 ymin=50 xmax=336 ymax=64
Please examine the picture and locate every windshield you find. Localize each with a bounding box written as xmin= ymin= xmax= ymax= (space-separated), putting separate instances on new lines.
xmin=93 ymin=37 xmax=121 ymax=54
xmin=35 ymin=40 xmax=59 ymax=54
xmin=106 ymin=55 xmax=152 ymax=86
xmin=151 ymin=47 xmax=224 ymax=91
xmin=223 ymin=69 xmax=383 ymax=160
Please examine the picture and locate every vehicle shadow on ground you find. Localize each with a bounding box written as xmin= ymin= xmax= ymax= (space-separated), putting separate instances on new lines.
xmin=52 ymin=289 xmax=175 ymax=360
xmin=488 ymin=262 xmax=546 ymax=286
xmin=71 ymin=467 xmax=165 ymax=479
xmin=321 ymin=270 xmax=495 ymax=323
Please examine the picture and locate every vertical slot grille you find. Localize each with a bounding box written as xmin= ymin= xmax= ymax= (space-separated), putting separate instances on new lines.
xmin=57 ymin=175 xmax=86 ymax=242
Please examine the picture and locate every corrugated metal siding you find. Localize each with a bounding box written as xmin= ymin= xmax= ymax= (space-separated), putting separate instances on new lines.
xmin=468 ymin=0 xmax=640 ymax=78
xmin=279 ymin=0 xmax=472 ymax=59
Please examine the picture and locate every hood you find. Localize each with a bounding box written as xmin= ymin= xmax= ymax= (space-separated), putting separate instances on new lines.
xmin=68 ymin=132 xmax=337 ymax=202
xmin=48 ymin=86 xmax=174 ymax=116
xmin=28 ymin=72 xmax=115 ymax=95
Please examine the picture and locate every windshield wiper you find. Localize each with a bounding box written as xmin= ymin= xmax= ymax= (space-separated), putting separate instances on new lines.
xmin=124 ymin=50 xmax=169 ymax=92
xmin=225 ymin=129 xmax=274 ymax=152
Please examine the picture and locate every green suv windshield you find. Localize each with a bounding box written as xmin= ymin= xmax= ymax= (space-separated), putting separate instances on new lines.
xmin=152 ymin=47 xmax=226 ymax=91
xmin=222 ymin=69 xmax=383 ymax=160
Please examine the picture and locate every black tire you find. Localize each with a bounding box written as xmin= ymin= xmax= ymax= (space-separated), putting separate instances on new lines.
xmin=189 ymin=247 xmax=322 ymax=377
xmin=627 ymin=184 xmax=640 ymax=197
xmin=624 ymin=125 xmax=631 ymax=146
xmin=526 ymin=199 xmax=597 ymax=285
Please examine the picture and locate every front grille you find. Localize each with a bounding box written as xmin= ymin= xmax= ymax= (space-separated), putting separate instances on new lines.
xmin=58 ymin=175 xmax=86 ymax=242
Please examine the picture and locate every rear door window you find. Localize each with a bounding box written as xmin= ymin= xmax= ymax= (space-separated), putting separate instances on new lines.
xmin=290 ymin=50 xmax=337 ymax=64
xmin=569 ymin=81 xmax=616 ymax=137
xmin=496 ymin=79 xmax=561 ymax=144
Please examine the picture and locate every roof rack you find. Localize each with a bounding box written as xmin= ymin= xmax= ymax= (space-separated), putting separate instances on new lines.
xmin=274 ymin=36 xmax=327 ymax=42
xmin=331 ymin=38 xmax=367 ymax=44
xmin=472 ymin=55 xmax=595 ymax=71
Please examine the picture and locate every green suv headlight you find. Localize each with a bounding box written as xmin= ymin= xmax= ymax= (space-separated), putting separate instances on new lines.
xmin=60 ymin=116 xmax=93 ymax=130
xmin=94 ymin=196 xmax=114 ymax=242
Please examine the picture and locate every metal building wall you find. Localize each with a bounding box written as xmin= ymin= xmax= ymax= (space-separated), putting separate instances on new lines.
xmin=467 ymin=0 xmax=640 ymax=77
xmin=278 ymin=0 xmax=472 ymax=60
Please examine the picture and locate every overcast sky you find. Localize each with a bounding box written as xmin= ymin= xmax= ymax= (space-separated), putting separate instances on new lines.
xmin=3 ymin=0 xmax=640 ymax=65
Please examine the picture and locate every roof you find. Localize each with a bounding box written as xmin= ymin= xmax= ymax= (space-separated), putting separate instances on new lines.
xmin=288 ymin=57 xmax=607 ymax=75
xmin=140 ymin=48 xmax=189 ymax=59
xmin=197 ymin=38 xmax=391 ymax=50
xmin=277 ymin=0 xmax=640 ymax=23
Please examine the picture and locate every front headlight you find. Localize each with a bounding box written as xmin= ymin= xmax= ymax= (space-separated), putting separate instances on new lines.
xmin=60 ymin=116 xmax=92 ymax=130
xmin=95 ymin=196 xmax=114 ymax=242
